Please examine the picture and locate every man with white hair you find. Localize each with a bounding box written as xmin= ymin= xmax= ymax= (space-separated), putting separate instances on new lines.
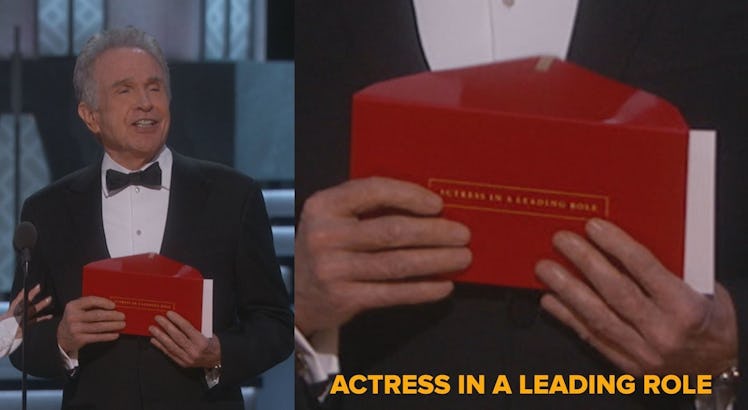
xmin=11 ymin=27 xmax=293 ymax=409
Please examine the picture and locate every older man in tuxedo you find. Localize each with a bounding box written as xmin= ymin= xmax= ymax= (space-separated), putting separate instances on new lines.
xmin=10 ymin=27 xmax=293 ymax=409
xmin=295 ymin=1 xmax=746 ymax=409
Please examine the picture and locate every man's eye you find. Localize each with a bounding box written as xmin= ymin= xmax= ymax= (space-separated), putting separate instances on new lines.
xmin=117 ymin=88 xmax=130 ymax=94
xmin=149 ymin=87 xmax=161 ymax=92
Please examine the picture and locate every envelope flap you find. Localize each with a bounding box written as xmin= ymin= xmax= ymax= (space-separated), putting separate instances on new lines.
xmin=355 ymin=56 xmax=688 ymax=132
xmin=84 ymin=253 xmax=203 ymax=279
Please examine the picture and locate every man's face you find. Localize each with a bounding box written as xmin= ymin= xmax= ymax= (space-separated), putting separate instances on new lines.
xmin=78 ymin=47 xmax=170 ymax=168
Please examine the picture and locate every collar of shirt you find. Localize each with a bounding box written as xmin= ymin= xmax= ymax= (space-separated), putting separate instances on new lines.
xmin=412 ymin=0 xmax=579 ymax=70
xmin=100 ymin=146 xmax=173 ymax=198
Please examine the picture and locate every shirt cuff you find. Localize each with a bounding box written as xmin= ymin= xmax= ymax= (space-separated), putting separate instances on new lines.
xmin=58 ymin=344 xmax=79 ymax=371
xmin=0 ymin=316 xmax=21 ymax=357
xmin=295 ymin=327 xmax=340 ymax=385
xmin=204 ymin=366 xmax=221 ymax=388
xmin=58 ymin=341 xmax=219 ymax=386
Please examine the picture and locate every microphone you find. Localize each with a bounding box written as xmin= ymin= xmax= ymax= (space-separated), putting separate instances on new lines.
xmin=13 ymin=221 xmax=37 ymax=264
xmin=13 ymin=221 xmax=36 ymax=410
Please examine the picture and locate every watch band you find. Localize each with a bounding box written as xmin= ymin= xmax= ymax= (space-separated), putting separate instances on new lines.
xmin=695 ymin=366 xmax=739 ymax=410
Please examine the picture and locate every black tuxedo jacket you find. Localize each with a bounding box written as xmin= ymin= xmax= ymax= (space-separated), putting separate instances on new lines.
xmin=297 ymin=0 xmax=748 ymax=409
xmin=10 ymin=152 xmax=293 ymax=410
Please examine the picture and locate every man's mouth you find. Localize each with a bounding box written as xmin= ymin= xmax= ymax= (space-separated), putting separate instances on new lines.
xmin=133 ymin=119 xmax=158 ymax=128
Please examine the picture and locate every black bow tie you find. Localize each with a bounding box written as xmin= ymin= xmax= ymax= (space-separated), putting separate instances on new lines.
xmin=105 ymin=162 xmax=162 ymax=192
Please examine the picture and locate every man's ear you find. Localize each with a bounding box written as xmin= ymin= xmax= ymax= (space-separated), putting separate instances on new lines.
xmin=77 ymin=102 xmax=101 ymax=135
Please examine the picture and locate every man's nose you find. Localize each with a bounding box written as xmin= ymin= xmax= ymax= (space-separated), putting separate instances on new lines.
xmin=135 ymin=89 xmax=153 ymax=111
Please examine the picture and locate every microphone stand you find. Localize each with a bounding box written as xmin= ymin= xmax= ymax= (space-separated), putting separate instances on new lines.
xmin=21 ymin=250 xmax=29 ymax=410
xmin=10 ymin=25 xmax=28 ymax=410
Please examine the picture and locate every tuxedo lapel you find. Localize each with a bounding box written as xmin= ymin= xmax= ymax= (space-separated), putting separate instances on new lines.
xmin=160 ymin=153 xmax=210 ymax=261
xmin=568 ymin=0 xmax=657 ymax=80
xmin=65 ymin=161 xmax=109 ymax=264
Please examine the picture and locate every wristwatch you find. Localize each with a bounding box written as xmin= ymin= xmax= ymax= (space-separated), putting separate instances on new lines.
xmin=695 ymin=365 xmax=740 ymax=410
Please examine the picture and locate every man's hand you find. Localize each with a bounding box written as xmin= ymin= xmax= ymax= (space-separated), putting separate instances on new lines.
xmin=536 ymin=218 xmax=737 ymax=376
xmin=57 ymin=296 xmax=125 ymax=358
xmin=5 ymin=284 xmax=53 ymax=335
xmin=295 ymin=177 xmax=472 ymax=338
xmin=149 ymin=311 xmax=221 ymax=368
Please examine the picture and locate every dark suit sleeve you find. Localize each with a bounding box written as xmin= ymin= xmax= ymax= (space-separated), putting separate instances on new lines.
xmin=9 ymin=198 xmax=67 ymax=379
xmin=722 ymin=277 xmax=748 ymax=404
xmin=296 ymin=374 xmax=341 ymax=410
xmin=215 ymin=182 xmax=293 ymax=387
xmin=296 ymin=374 xmax=320 ymax=410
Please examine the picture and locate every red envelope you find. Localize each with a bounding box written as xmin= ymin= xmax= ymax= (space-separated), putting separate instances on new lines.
xmin=351 ymin=57 xmax=714 ymax=291
xmin=82 ymin=253 xmax=213 ymax=337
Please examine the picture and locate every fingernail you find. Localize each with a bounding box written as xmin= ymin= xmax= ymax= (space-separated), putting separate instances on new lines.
xmin=454 ymin=224 xmax=471 ymax=243
xmin=586 ymin=218 xmax=605 ymax=235
xmin=553 ymin=231 xmax=582 ymax=251
xmin=462 ymin=249 xmax=473 ymax=267
xmin=450 ymin=249 xmax=472 ymax=271
xmin=535 ymin=260 xmax=550 ymax=277
xmin=535 ymin=260 xmax=564 ymax=283
xmin=424 ymin=192 xmax=443 ymax=211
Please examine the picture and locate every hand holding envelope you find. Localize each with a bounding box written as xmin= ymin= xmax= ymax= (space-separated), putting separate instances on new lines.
xmin=57 ymin=296 xmax=126 ymax=359
xmin=536 ymin=218 xmax=738 ymax=376
xmin=149 ymin=311 xmax=221 ymax=369
xmin=76 ymin=253 xmax=214 ymax=365
xmin=294 ymin=176 xmax=472 ymax=338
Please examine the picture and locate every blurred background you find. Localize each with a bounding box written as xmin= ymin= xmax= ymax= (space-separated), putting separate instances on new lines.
xmin=0 ymin=0 xmax=294 ymax=408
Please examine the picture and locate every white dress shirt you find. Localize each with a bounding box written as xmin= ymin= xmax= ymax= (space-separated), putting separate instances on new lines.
xmin=101 ymin=147 xmax=172 ymax=258
xmin=412 ymin=0 xmax=578 ymax=70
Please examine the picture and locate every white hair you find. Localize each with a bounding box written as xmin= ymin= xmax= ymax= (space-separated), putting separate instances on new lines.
xmin=73 ymin=26 xmax=170 ymax=107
